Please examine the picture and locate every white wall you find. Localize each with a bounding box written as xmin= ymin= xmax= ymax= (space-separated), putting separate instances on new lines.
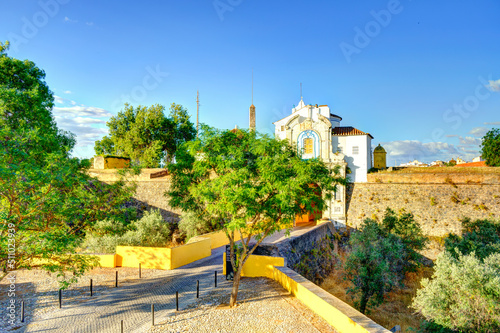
xmin=337 ymin=135 xmax=371 ymax=182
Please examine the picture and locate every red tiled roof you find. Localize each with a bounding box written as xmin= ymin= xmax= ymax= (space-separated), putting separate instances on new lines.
xmin=333 ymin=126 xmax=374 ymax=139
xmin=455 ymin=161 xmax=487 ymax=167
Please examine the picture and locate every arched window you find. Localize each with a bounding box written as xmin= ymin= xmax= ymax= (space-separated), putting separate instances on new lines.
xmin=297 ymin=130 xmax=320 ymax=159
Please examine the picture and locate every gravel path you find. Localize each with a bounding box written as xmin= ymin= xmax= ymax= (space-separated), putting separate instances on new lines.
xmin=1 ymin=248 xmax=337 ymax=333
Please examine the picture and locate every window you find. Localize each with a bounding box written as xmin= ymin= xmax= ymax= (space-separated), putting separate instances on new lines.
xmin=304 ymin=138 xmax=313 ymax=154
xmin=281 ymin=125 xmax=285 ymax=131
xmin=352 ymin=146 xmax=359 ymax=155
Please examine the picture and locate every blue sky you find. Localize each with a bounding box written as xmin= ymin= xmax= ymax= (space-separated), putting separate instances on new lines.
xmin=1 ymin=0 xmax=499 ymax=165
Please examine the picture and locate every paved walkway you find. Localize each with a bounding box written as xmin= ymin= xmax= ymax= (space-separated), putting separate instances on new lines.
xmin=19 ymin=224 xmax=322 ymax=333
xmin=21 ymin=247 xmax=228 ymax=333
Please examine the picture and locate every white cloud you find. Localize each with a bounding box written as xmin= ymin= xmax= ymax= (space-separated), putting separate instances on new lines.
xmin=54 ymin=95 xmax=64 ymax=104
xmin=458 ymin=136 xmax=481 ymax=146
xmin=53 ymin=105 xmax=113 ymax=118
xmin=86 ymin=22 xmax=94 ymax=26
xmin=487 ymin=79 xmax=500 ymax=92
xmin=63 ymin=90 xmax=72 ymax=94
xmin=52 ymin=98 xmax=112 ymax=158
xmin=484 ymin=122 xmax=500 ymax=125
xmin=64 ymin=17 xmax=78 ymax=23
xmin=382 ymin=140 xmax=480 ymax=164
xmin=468 ymin=127 xmax=488 ymax=138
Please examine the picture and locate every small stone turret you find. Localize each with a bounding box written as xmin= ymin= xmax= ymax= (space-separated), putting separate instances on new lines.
xmin=373 ymin=144 xmax=387 ymax=169
xmin=249 ymin=104 xmax=256 ymax=131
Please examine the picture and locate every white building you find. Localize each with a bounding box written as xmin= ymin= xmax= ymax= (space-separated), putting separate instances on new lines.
xmin=273 ymin=98 xmax=373 ymax=222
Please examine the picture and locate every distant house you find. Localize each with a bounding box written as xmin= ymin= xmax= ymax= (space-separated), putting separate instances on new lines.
xmin=399 ymin=160 xmax=428 ymax=167
xmin=456 ymin=157 xmax=467 ymax=165
xmin=430 ymin=160 xmax=445 ymax=167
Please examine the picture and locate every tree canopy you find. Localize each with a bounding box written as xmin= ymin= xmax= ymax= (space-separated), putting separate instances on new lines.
xmin=167 ymin=127 xmax=345 ymax=306
xmin=0 ymin=42 xmax=136 ymax=285
xmin=481 ymin=128 xmax=500 ymax=166
xmin=94 ymin=103 xmax=196 ymax=167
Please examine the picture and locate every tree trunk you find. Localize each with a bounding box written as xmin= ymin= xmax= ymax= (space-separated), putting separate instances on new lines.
xmin=359 ymin=292 xmax=369 ymax=314
xmin=229 ymin=263 xmax=244 ymax=307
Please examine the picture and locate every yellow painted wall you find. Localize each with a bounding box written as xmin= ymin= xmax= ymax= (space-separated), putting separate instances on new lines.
xmin=188 ymin=229 xmax=248 ymax=249
xmin=222 ymin=254 xmax=285 ymax=279
xmin=272 ymin=267 xmax=390 ymax=333
xmin=242 ymin=255 xmax=284 ymax=278
xmin=116 ymin=246 xmax=172 ymax=270
xmin=95 ymin=254 xmax=116 ymax=268
xmin=116 ymin=239 xmax=211 ymax=270
xmin=170 ymin=238 xmax=211 ymax=269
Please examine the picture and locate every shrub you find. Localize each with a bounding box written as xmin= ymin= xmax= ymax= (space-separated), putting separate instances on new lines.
xmin=120 ymin=209 xmax=174 ymax=247
xmin=444 ymin=218 xmax=500 ymax=261
xmin=83 ymin=210 xmax=174 ymax=253
xmin=380 ymin=208 xmax=428 ymax=274
xmin=344 ymin=219 xmax=404 ymax=314
xmin=178 ymin=211 xmax=213 ymax=240
xmin=412 ymin=252 xmax=500 ymax=332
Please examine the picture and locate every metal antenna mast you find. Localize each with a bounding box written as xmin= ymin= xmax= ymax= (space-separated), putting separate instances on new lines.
xmin=196 ymin=90 xmax=199 ymax=137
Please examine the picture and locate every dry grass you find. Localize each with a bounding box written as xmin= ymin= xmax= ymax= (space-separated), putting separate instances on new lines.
xmin=321 ymin=251 xmax=434 ymax=332
xmin=378 ymin=166 xmax=500 ymax=174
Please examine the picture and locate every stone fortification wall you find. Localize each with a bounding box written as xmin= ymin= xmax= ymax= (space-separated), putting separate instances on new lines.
xmin=254 ymin=222 xmax=344 ymax=284
xmin=88 ymin=169 xmax=181 ymax=222
xmin=347 ymin=172 xmax=500 ymax=238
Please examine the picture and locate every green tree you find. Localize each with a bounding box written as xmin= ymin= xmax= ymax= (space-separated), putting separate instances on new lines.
xmin=445 ymin=218 xmax=500 ymax=261
xmin=481 ymin=128 xmax=500 ymax=166
xmin=344 ymin=219 xmax=404 ymax=314
xmin=95 ymin=103 xmax=172 ymax=167
xmin=412 ymin=252 xmax=500 ymax=332
xmin=381 ymin=208 xmax=428 ymax=274
xmin=167 ymin=128 xmax=345 ymax=306
xmin=94 ymin=103 xmax=196 ymax=167
xmin=0 ymin=42 xmax=135 ymax=286
xmin=166 ymin=103 xmax=196 ymax=163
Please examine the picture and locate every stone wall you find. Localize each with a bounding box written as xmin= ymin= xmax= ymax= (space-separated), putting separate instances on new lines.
xmin=89 ymin=169 xmax=181 ymax=222
xmin=346 ymin=181 xmax=500 ymax=238
xmin=254 ymin=222 xmax=344 ymax=284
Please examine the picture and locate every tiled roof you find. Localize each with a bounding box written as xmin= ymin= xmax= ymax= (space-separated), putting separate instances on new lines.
xmin=455 ymin=161 xmax=486 ymax=167
xmin=333 ymin=126 xmax=374 ymax=139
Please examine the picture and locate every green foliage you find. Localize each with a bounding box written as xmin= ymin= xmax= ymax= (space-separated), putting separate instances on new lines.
xmin=83 ymin=210 xmax=174 ymax=253
xmin=178 ymin=211 xmax=213 ymax=241
xmin=167 ymin=127 xmax=345 ymax=306
xmin=412 ymin=252 xmax=500 ymax=332
xmin=481 ymin=128 xmax=500 ymax=167
xmin=0 ymin=43 xmax=135 ymax=286
xmin=444 ymin=218 xmax=500 ymax=261
xmin=381 ymin=208 xmax=428 ymax=274
xmin=94 ymin=103 xmax=196 ymax=167
xmin=344 ymin=219 xmax=404 ymax=314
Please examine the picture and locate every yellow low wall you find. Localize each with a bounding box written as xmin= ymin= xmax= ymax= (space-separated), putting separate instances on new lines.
xmin=188 ymin=230 xmax=245 ymax=249
xmin=116 ymin=238 xmax=211 ymax=270
xmin=116 ymin=246 xmax=172 ymax=270
xmin=272 ymin=267 xmax=390 ymax=333
xmin=95 ymin=254 xmax=116 ymax=268
xmin=222 ymin=254 xmax=285 ymax=279
xmin=170 ymin=238 xmax=211 ymax=269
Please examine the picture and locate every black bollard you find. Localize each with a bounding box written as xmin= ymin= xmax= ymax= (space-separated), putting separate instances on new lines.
xmin=115 ymin=271 xmax=118 ymax=288
xmin=121 ymin=319 xmax=124 ymax=333
xmin=214 ymin=271 xmax=217 ymax=287
xmin=58 ymin=289 xmax=62 ymax=308
xmin=139 ymin=263 xmax=141 ymax=279
xmin=196 ymin=280 xmax=199 ymax=298
xmin=176 ymin=291 xmax=179 ymax=311
xmin=90 ymin=279 xmax=93 ymax=297
xmin=21 ymin=301 xmax=24 ymax=323
xmin=151 ymin=304 xmax=155 ymax=326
